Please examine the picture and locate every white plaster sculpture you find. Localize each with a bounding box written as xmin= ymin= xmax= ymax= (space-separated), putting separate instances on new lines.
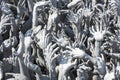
xmin=0 ymin=0 xmax=120 ymax=80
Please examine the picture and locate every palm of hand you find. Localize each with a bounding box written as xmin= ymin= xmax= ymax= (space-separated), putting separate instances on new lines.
xmin=93 ymin=31 xmax=104 ymax=41
xmin=90 ymin=22 xmax=106 ymax=41
xmin=69 ymin=47 xmax=86 ymax=58
xmin=83 ymin=8 xmax=92 ymax=18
